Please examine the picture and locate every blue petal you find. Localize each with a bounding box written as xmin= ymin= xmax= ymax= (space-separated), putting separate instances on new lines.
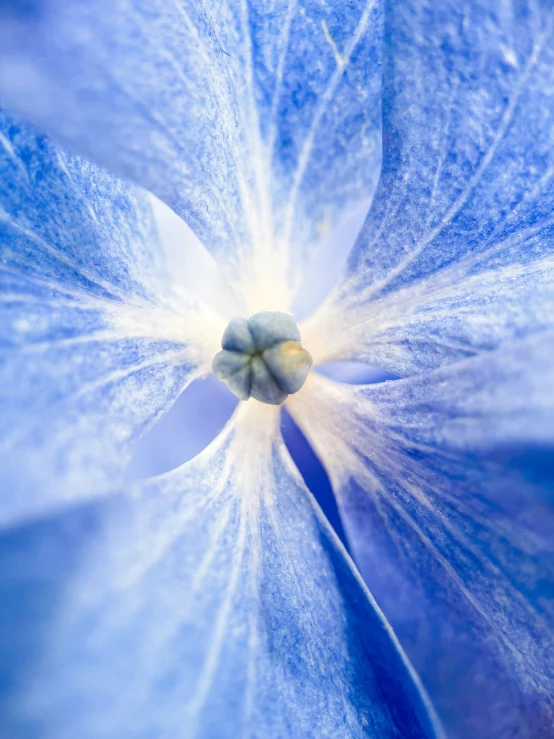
xmin=0 ymin=111 xmax=225 ymax=525
xmin=0 ymin=0 xmax=383 ymax=306
xmin=302 ymin=1 xmax=554 ymax=375
xmin=0 ymin=402 xmax=440 ymax=739
xmin=288 ymin=332 xmax=554 ymax=737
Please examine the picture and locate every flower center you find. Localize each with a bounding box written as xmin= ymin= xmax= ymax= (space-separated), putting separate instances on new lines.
xmin=212 ymin=311 xmax=313 ymax=405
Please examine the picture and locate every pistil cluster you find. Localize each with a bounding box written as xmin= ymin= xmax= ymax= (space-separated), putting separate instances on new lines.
xmin=212 ymin=311 xmax=313 ymax=405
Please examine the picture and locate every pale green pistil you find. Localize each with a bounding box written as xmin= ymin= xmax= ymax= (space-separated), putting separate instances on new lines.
xmin=212 ymin=311 xmax=313 ymax=405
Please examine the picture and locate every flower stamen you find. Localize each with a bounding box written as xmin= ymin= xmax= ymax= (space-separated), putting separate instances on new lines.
xmin=212 ymin=312 xmax=313 ymax=405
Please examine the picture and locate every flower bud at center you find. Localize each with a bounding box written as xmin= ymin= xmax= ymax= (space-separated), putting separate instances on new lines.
xmin=212 ymin=312 xmax=313 ymax=405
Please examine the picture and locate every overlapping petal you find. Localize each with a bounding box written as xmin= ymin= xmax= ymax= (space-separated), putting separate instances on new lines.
xmin=287 ymin=332 xmax=554 ymax=737
xmin=302 ymin=0 xmax=554 ymax=376
xmin=0 ymin=401 xmax=440 ymax=739
xmin=0 ymin=0 xmax=383 ymax=309
xmin=0 ymin=112 xmax=225 ymax=525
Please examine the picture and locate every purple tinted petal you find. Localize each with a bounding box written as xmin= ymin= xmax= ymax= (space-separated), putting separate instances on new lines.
xmin=288 ymin=331 xmax=554 ymax=737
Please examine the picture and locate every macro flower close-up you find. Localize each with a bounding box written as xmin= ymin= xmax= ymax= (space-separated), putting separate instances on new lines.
xmin=0 ymin=0 xmax=553 ymax=737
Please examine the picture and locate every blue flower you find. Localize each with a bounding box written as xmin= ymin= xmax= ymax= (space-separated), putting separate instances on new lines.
xmin=0 ymin=0 xmax=552 ymax=737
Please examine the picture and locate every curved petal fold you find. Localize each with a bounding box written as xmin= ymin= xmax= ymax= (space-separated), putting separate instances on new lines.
xmin=302 ymin=0 xmax=554 ymax=375
xmin=287 ymin=333 xmax=554 ymax=737
xmin=0 ymin=0 xmax=383 ymax=309
xmin=0 ymin=112 xmax=225 ymax=526
xmin=0 ymin=401 xmax=440 ymax=739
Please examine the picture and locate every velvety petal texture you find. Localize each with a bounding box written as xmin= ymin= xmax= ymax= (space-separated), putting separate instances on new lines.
xmin=0 ymin=0 xmax=383 ymax=310
xmin=302 ymin=0 xmax=554 ymax=376
xmin=0 ymin=111 xmax=225 ymax=525
xmin=0 ymin=401 xmax=441 ymax=739
xmin=288 ymin=333 xmax=554 ymax=738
